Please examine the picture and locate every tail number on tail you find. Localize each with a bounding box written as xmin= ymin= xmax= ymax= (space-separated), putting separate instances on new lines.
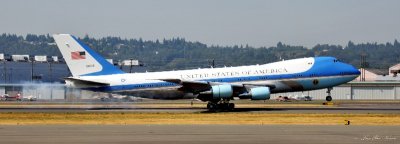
xmin=86 ymin=64 xmax=95 ymax=68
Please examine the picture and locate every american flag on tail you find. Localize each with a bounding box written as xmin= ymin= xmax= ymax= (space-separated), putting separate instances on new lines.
xmin=71 ymin=51 xmax=86 ymax=60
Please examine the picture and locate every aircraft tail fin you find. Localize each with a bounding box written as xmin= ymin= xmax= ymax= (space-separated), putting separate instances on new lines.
xmin=53 ymin=34 xmax=125 ymax=77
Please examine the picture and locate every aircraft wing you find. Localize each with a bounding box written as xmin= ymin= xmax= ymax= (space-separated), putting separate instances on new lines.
xmin=157 ymin=79 xmax=275 ymax=94
xmin=157 ymin=79 xmax=212 ymax=93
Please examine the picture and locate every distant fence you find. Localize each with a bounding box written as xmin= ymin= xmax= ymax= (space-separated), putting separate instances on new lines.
xmin=271 ymin=82 xmax=400 ymax=100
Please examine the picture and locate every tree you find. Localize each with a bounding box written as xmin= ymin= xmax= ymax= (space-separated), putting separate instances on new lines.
xmin=1 ymin=33 xmax=400 ymax=71
xmin=277 ymin=42 xmax=283 ymax=48
xmin=347 ymin=41 xmax=355 ymax=48
xmin=395 ymin=39 xmax=400 ymax=47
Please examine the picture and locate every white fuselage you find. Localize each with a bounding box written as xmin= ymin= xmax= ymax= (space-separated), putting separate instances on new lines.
xmin=67 ymin=57 xmax=360 ymax=99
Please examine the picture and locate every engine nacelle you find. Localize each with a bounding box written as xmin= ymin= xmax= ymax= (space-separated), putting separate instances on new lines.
xmin=211 ymin=85 xmax=233 ymax=99
xmin=250 ymin=87 xmax=271 ymax=100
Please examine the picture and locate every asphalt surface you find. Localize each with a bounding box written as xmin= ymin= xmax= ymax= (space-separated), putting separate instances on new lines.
xmin=1 ymin=104 xmax=400 ymax=113
xmin=0 ymin=103 xmax=399 ymax=144
xmin=0 ymin=125 xmax=398 ymax=144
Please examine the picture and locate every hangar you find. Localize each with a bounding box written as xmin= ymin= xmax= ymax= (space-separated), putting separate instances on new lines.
xmin=272 ymin=82 xmax=400 ymax=100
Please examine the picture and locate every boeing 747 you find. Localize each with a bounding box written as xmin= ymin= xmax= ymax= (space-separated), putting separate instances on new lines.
xmin=53 ymin=34 xmax=360 ymax=111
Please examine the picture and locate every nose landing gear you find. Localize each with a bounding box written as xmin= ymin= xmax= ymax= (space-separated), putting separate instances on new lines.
xmin=326 ymin=87 xmax=333 ymax=101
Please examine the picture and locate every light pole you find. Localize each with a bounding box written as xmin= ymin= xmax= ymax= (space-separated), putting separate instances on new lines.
xmin=129 ymin=58 xmax=133 ymax=73
xmin=9 ymin=67 xmax=12 ymax=84
xmin=31 ymin=57 xmax=34 ymax=82
xmin=48 ymin=62 xmax=53 ymax=82
xmin=49 ymin=61 xmax=53 ymax=101
xmin=3 ymin=61 xmax=6 ymax=83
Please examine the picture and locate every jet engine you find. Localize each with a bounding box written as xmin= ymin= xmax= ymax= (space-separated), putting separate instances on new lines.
xmin=239 ymin=87 xmax=271 ymax=100
xmin=211 ymin=84 xmax=233 ymax=99
xmin=250 ymin=87 xmax=271 ymax=100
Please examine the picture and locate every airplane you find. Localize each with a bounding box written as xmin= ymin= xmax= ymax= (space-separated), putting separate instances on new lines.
xmin=53 ymin=34 xmax=361 ymax=111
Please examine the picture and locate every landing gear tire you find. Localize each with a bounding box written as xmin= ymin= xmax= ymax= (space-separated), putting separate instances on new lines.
xmin=207 ymin=102 xmax=218 ymax=111
xmin=326 ymin=87 xmax=333 ymax=102
xmin=207 ymin=102 xmax=235 ymax=111
xmin=326 ymin=96 xmax=332 ymax=102
xmin=228 ymin=103 xmax=235 ymax=111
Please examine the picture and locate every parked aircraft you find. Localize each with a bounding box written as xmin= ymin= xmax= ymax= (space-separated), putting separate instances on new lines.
xmin=53 ymin=34 xmax=360 ymax=111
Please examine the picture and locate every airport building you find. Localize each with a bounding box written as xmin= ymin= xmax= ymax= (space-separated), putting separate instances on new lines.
xmin=0 ymin=58 xmax=145 ymax=84
xmin=0 ymin=56 xmax=145 ymax=101
xmin=273 ymin=64 xmax=400 ymax=100
xmin=272 ymin=82 xmax=400 ymax=100
xmin=0 ymin=61 xmax=70 ymax=84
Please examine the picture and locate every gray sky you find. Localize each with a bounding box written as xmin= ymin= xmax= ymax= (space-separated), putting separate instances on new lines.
xmin=1 ymin=0 xmax=399 ymax=48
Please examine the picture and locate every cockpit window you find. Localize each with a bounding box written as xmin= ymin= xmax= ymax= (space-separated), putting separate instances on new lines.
xmin=333 ymin=59 xmax=340 ymax=62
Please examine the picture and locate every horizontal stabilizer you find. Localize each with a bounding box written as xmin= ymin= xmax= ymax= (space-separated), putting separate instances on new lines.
xmin=64 ymin=77 xmax=110 ymax=87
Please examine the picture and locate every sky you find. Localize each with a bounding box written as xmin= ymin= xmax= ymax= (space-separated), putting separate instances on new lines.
xmin=0 ymin=0 xmax=399 ymax=48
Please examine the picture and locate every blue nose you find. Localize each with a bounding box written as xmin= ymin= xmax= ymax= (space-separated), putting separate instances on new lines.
xmin=351 ymin=65 xmax=361 ymax=75
xmin=354 ymin=67 xmax=361 ymax=75
xmin=343 ymin=63 xmax=361 ymax=75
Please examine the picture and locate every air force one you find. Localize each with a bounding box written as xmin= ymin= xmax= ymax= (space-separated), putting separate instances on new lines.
xmin=53 ymin=34 xmax=360 ymax=110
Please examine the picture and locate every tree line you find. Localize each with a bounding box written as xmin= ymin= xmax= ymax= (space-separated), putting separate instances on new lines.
xmin=0 ymin=33 xmax=399 ymax=72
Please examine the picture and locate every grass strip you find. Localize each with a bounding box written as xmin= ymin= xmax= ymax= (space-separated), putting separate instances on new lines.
xmin=0 ymin=112 xmax=399 ymax=125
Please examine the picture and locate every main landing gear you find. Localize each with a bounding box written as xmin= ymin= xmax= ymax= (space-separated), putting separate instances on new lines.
xmin=207 ymin=99 xmax=235 ymax=111
xmin=326 ymin=87 xmax=333 ymax=101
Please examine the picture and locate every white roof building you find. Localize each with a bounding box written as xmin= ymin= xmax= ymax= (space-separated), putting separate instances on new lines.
xmin=356 ymin=68 xmax=387 ymax=81
xmin=389 ymin=63 xmax=400 ymax=77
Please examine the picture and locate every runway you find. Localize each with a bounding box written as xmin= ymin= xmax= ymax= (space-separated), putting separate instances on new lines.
xmin=0 ymin=102 xmax=399 ymax=143
xmin=0 ymin=103 xmax=400 ymax=113
xmin=0 ymin=125 xmax=398 ymax=144
xmin=1 ymin=107 xmax=400 ymax=114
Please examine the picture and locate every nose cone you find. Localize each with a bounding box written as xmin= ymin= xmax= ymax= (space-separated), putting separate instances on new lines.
xmin=340 ymin=63 xmax=361 ymax=82
xmin=348 ymin=64 xmax=361 ymax=75
xmin=354 ymin=68 xmax=361 ymax=75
